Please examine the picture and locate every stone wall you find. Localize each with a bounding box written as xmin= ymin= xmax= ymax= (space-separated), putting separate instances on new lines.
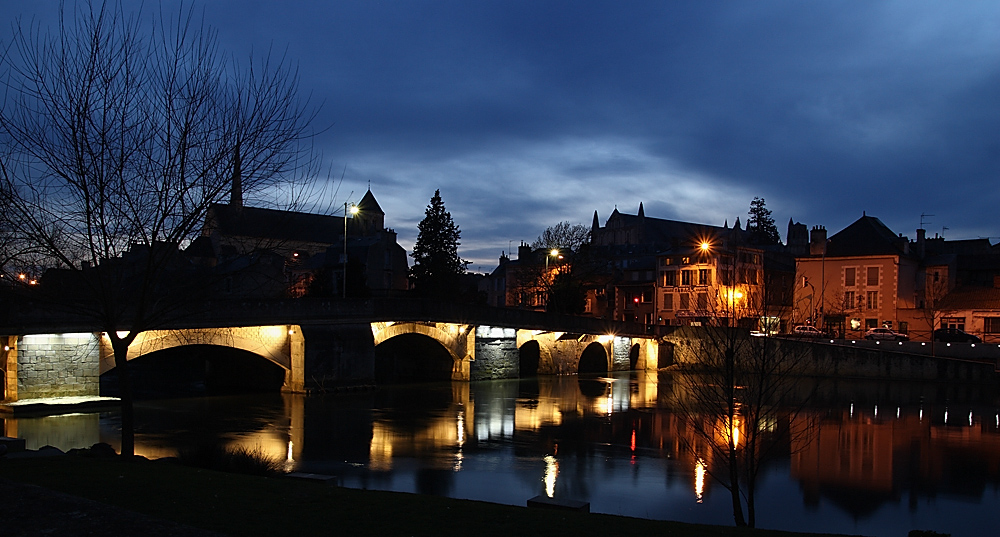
xmin=664 ymin=326 xmax=998 ymax=383
xmin=16 ymin=333 xmax=100 ymax=399
xmin=611 ymin=337 xmax=631 ymax=371
xmin=471 ymin=327 xmax=518 ymax=380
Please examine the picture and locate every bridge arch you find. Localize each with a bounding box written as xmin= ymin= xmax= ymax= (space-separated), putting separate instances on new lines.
xmin=98 ymin=326 xmax=304 ymax=392
xmin=578 ymin=342 xmax=609 ymax=375
xmin=370 ymin=322 xmax=474 ymax=381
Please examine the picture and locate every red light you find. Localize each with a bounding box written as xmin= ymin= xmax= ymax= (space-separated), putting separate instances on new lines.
xmin=633 ymin=297 xmax=639 ymax=303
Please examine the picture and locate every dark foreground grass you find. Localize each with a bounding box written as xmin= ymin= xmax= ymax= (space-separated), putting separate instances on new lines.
xmin=0 ymin=456 xmax=859 ymax=537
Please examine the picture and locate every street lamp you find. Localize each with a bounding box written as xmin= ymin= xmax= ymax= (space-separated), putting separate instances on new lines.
xmin=546 ymin=248 xmax=560 ymax=272
xmin=343 ymin=202 xmax=359 ymax=298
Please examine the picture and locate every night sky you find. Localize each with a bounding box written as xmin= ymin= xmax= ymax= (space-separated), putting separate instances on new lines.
xmin=5 ymin=1 xmax=999 ymax=269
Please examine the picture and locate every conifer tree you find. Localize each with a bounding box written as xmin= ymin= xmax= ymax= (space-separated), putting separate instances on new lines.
xmin=410 ymin=190 xmax=467 ymax=297
xmin=747 ymin=197 xmax=781 ymax=245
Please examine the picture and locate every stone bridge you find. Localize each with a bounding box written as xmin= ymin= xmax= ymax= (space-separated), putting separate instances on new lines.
xmin=2 ymin=299 xmax=665 ymax=401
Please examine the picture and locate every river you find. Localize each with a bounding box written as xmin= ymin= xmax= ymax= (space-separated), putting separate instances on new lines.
xmin=4 ymin=371 xmax=999 ymax=536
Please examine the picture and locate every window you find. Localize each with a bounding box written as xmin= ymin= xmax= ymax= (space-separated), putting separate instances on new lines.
xmin=865 ymin=290 xmax=878 ymax=310
xmin=697 ymin=293 xmax=708 ymax=310
xmin=866 ymin=318 xmax=878 ymax=329
xmin=681 ymin=270 xmax=692 ymax=286
xmin=698 ymin=269 xmax=710 ymax=285
xmin=844 ymin=291 xmax=855 ymax=310
xmin=943 ymin=317 xmax=965 ymax=331
xmin=679 ymin=293 xmax=690 ymax=310
xmin=985 ymin=318 xmax=1000 ymax=333
xmin=661 ymin=257 xmax=673 ymax=266
xmin=720 ymin=269 xmax=733 ymax=286
xmin=642 ymin=290 xmax=653 ymax=303
xmin=682 ymin=257 xmax=691 ymax=264
xmin=844 ymin=267 xmax=856 ymax=287
xmin=663 ymin=293 xmax=673 ymax=310
xmin=663 ymin=271 xmax=677 ymax=286
xmin=867 ymin=267 xmax=879 ymax=286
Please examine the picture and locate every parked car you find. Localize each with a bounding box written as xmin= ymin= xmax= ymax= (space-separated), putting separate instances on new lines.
xmin=933 ymin=328 xmax=981 ymax=343
xmin=792 ymin=325 xmax=825 ymax=337
xmin=864 ymin=328 xmax=909 ymax=341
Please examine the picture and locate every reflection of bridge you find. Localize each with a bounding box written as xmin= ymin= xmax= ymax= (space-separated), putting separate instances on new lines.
xmin=1 ymin=298 xmax=668 ymax=401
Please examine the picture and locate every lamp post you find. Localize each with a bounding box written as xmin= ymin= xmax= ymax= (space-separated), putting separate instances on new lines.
xmin=343 ymin=202 xmax=359 ymax=298
xmin=545 ymin=248 xmax=560 ymax=273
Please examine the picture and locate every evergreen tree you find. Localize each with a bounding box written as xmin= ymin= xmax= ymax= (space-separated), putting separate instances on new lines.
xmin=410 ymin=190 xmax=468 ymax=298
xmin=747 ymin=197 xmax=780 ymax=245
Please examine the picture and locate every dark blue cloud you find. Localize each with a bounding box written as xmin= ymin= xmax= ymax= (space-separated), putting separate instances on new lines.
xmin=5 ymin=0 xmax=1000 ymax=265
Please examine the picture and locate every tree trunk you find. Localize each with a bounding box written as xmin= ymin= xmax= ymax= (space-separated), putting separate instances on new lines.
xmin=728 ymin=443 xmax=746 ymax=526
xmin=112 ymin=340 xmax=135 ymax=458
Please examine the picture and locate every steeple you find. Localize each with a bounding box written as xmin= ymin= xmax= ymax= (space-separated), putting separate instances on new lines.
xmin=638 ymin=202 xmax=645 ymax=218
xmin=353 ymin=188 xmax=386 ymax=236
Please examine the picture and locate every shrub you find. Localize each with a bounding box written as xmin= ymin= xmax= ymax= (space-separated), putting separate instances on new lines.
xmin=178 ymin=443 xmax=283 ymax=477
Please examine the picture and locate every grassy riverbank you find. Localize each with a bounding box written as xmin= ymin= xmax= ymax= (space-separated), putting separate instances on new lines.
xmin=0 ymin=455 xmax=862 ymax=537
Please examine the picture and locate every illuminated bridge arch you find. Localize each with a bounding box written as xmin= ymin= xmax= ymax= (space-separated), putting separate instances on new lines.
xmin=98 ymin=325 xmax=304 ymax=392
xmin=370 ymin=322 xmax=475 ymax=380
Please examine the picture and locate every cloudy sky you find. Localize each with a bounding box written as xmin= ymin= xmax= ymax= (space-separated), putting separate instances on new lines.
xmin=5 ymin=1 xmax=999 ymax=270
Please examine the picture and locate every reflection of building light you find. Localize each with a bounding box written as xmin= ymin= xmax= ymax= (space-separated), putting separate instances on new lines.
xmin=944 ymin=408 xmax=949 ymax=424
xmin=969 ymin=411 xmax=973 ymax=426
xmin=285 ymin=440 xmax=295 ymax=472
xmin=695 ymin=458 xmax=706 ymax=503
xmin=630 ymin=429 xmax=636 ymax=452
xmin=716 ymin=415 xmax=741 ymax=449
xmin=457 ymin=412 xmax=465 ymax=447
xmin=543 ymin=455 xmax=559 ymax=498
xmin=874 ymin=405 xmax=878 ymax=419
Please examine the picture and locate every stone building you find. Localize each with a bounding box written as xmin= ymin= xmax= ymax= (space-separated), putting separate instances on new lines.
xmin=194 ymin=189 xmax=408 ymax=298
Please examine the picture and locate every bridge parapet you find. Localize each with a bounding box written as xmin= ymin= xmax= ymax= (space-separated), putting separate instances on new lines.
xmin=3 ymin=297 xmax=652 ymax=338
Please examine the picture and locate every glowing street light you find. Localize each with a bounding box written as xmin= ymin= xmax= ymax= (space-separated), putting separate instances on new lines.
xmin=545 ymin=248 xmax=561 ymax=272
xmin=343 ymin=202 xmax=359 ymax=298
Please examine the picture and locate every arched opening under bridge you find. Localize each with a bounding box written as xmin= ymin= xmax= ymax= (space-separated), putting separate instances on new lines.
xmin=577 ymin=342 xmax=609 ymax=375
xmin=100 ymin=344 xmax=285 ymax=398
xmin=374 ymin=333 xmax=455 ymax=383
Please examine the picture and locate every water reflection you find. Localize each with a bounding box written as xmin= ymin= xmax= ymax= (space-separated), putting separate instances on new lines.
xmin=4 ymin=372 xmax=1000 ymax=536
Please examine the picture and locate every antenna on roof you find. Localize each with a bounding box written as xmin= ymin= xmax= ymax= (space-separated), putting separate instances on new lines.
xmin=920 ymin=213 xmax=934 ymax=229
xmin=942 ymin=226 xmax=949 ymax=238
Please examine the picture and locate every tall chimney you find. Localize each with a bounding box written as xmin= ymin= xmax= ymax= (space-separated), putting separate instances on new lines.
xmin=517 ymin=241 xmax=531 ymax=261
xmin=809 ymin=226 xmax=827 ymax=256
xmin=916 ymin=228 xmax=926 ymax=259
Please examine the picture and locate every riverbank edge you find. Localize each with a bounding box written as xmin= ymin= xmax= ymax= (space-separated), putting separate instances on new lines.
xmin=0 ymin=454 xmax=863 ymax=537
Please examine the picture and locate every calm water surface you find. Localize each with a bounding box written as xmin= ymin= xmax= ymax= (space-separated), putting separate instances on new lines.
xmin=5 ymin=371 xmax=1000 ymax=537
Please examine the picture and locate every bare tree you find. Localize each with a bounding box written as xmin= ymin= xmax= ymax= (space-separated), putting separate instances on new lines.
xmin=668 ymin=241 xmax=817 ymax=527
xmin=530 ymin=221 xmax=590 ymax=251
xmin=0 ymin=1 xmax=316 ymax=456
